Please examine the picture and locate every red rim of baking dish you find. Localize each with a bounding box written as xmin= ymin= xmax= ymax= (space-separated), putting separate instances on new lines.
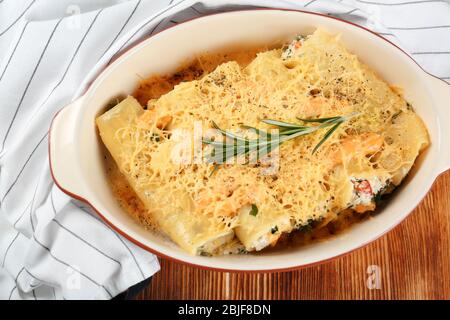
xmin=48 ymin=8 xmax=450 ymax=273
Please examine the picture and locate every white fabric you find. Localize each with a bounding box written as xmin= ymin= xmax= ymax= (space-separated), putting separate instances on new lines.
xmin=0 ymin=0 xmax=448 ymax=300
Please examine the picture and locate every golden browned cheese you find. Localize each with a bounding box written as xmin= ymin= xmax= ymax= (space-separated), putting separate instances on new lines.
xmin=97 ymin=29 xmax=429 ymax=255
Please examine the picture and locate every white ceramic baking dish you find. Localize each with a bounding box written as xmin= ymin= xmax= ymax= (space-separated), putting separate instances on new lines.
xmin=49 ymin=9 xmax=450 ymax=272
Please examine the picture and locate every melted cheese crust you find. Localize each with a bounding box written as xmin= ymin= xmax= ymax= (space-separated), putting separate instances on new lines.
xmin=97 ymin=29 xmax=429 ymax=255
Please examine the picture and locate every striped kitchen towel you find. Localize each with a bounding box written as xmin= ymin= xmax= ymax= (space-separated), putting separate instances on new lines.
xmin=0 ymin=0 xmax=449 ymax=300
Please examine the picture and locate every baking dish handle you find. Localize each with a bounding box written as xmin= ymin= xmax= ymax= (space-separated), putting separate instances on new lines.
xmin=49 ymin=96 xmax=88 ymax=199
xmin=427 ymin=76 xmax=450 ymax=174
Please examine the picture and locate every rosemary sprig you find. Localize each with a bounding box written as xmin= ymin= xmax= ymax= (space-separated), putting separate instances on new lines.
xmin=203 ymin=112 xmax=360 ymax=166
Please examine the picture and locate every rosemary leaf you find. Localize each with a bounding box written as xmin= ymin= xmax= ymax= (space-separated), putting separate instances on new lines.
xmin=203 ymin=112 xmax=360 ymax=168
xmin=209 ymin=164 xmax=219 ymax=177
xmin=312 ymin=121 xmax=342 ymax=154
xmin=261 ymin=119 xmax=305 ymax=129
xmin=211 ymin=121 xmax=247 ymax=142
xmin=249 ymin=204 xmax=258 ymax=216
xmin=297 ymin=116 xmax=341 ymax=123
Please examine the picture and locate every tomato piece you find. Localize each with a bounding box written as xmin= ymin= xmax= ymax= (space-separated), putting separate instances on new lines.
xmin=353 ymin=179 xmax=373 ymax=195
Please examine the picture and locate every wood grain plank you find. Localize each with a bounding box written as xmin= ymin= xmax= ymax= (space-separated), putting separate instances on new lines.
xmin=136 ymin=171 xmax=450 ymax=300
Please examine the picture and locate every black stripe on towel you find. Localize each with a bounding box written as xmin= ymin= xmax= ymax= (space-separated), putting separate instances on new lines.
xmin=1 ymin=18 xmax=63 ymax=152
xmin=33 ymin=235 xmax=113 ymax=298
xmin=0 ymin=21 xmax=30 ymax=82
xmin=304 ymin=0 xmax=318 ymax=7
xmin=78 ymin=206 xmax=147 ymax=279
xmin=29 ymin=9 xmax=104 ymax=121
xmin=52 ymin=218 xmax=123 ymax=267
xmin=0 ymin=0 xmax=36 ymax=37
xmin=8 ymin=267 xmax=24 ymax=300
xmin=13 ymin=200 xmax=32 ymax=227
xmin=1 ymin=232 xmax=20 ymax=267
xmin=108 ymin=0 xmax=189 ymax=64
xmin=101 ymin=0 xmax=142 ymax=56
xmin=1 ymin=132 xmax=48 ymax=202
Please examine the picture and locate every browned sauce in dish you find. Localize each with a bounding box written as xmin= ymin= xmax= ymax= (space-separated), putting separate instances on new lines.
xmin=105 ymin=47 xmax=378 ymax=254
xmin=106 ymin=151 xmax=158 ymax=232
xmin=133 ymin=47 xmax=269 ymax=106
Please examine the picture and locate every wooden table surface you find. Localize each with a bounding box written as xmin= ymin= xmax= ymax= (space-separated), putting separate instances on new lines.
xmin=136 ymin=171 xmax=450 ymax=300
